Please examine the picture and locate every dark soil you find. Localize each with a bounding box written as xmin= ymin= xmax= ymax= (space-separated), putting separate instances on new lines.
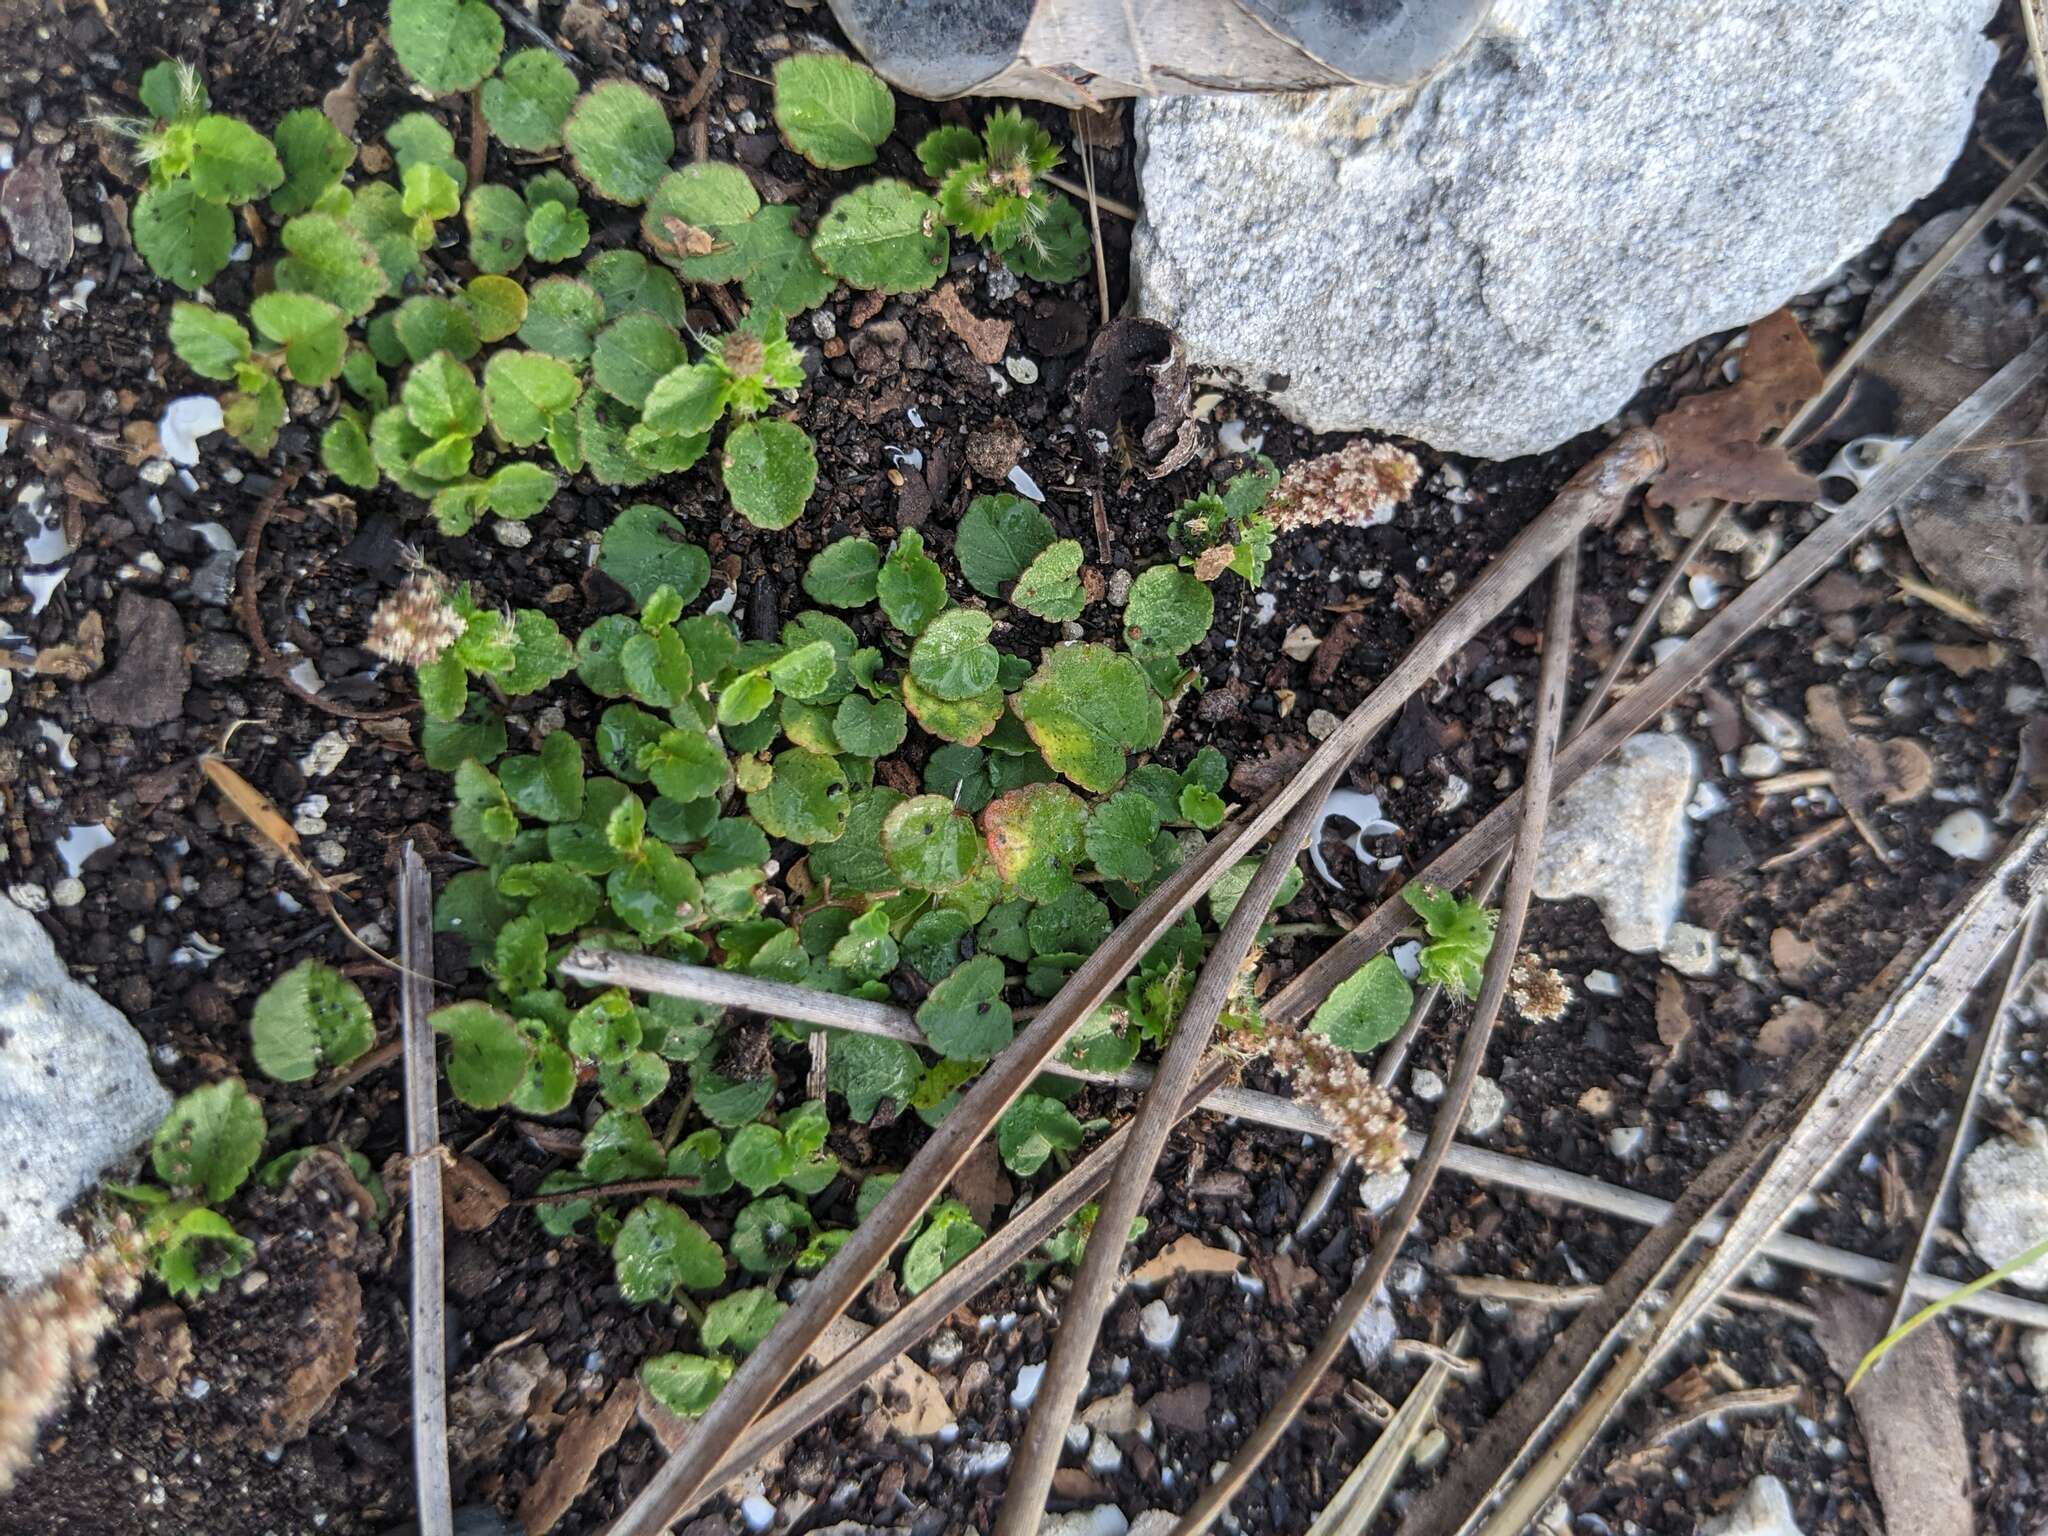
xmin=4 ymin=2 xmax=2048 ymax=1535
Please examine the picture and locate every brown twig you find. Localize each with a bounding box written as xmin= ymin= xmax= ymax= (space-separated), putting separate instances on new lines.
xmin=685 ymin=34 xmax=722 ymax=163
xmin=1174 ymin=539 xmax=1581 ymax=1535
xmin=487 ymin=0 xmax=579 ymax=70
xmin=466 ymin=87 xmax=488 ymax=189
xmin=512 ymin=1176 xmax=707 ymax=1208
xmin=597 ymin=434 xmax=1665 ymax=1536
xmin=1268 ymin=330 xmax=2048 ymax=1028
xmin=398 ymin=844 xmax=453 ymax=1536
xmin=999 ymin=761 xmax=1343 ymax=1531
xmin=1073 ymin=111 xmax=1111 ymax=329
xmin=1043 ymin=170 xmax=1138 ymax=222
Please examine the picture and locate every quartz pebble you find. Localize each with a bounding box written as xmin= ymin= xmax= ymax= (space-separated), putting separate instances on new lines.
xmin=1138 ymin=1299 xmax=1180 ymax=1351
xmin=1932 ymin=808 xmax=1991 ymax=861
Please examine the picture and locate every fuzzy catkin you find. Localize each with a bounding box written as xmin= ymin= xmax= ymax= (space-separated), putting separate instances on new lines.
xmin=364 ymin=573 xmax=465 ymax=669
xmin=0 ymin=1242 xmax=139 ymax=1493
xmin=1267 ymin=441 xmax=1423 ymax=533
xmin=1265 ymin=1028 xmax=1407 ymax=1175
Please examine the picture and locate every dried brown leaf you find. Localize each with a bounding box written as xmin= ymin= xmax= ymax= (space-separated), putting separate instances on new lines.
xmin=31 ymin=611 xmax=105 ymax=681
xmin=519 ymin=1381 xmax=638 ymax=1536
xmin=1647 ymin=308 xmax=1824 ymax=508
xmin=1129 ymin=1233 xmax=1244 ymax=1287
xmin=442 ymin=1154 xmax=510 ymax=1232
xmin=927 ymin=281 xmax=1013 ymax=367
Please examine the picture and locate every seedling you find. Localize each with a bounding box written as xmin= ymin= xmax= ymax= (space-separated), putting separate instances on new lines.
xmin=916 ymin=107 xmax=1089 ymax=284
xmin=1170 ymin=459 xmax=1282 ymax=585
xmin=106 ymin=1080 xmax=267 ymax=1297
xmin=1308 ymin=883 xmax=1499 ymax=1051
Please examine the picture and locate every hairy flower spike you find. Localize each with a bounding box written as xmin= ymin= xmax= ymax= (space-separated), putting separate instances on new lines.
xmin=721 ymin=329 xmax=765 ymax=379
xmin=1268 ymin=441 xmax=1423 ymax=533
xmin=365 ymin=573 xmax=464 ymax=669
xmin=0 ymin=1238 xmax=140 ymax=1493
xmin=1266 ymin=1027 xmax=1407 ymax=1174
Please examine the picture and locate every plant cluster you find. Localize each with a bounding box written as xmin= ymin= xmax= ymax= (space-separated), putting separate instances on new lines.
xmin=1307 ymin=884 xmax=1498 ymax=1052
xmin=1169 ymin=458 xmax=1283 ymax=586
xmin=132 ymin=23 xmax=1091 ymax=541
xmin=915 ymin=108 xmax=1090 ymax=285
xmin=370 ymin=483 xmax=1285 ymax=1417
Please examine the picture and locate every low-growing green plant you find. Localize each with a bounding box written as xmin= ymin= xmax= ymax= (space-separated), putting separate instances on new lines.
xmin=106 ymin=1080 xmax=267 ymax=1297
xmin=916 ymin=106 xmax=1089 ymax=284
xmin=1170 ymin=459 xmax=1282 ymax=586
xmin=1308 ymin=883 xmax=1498 ymax=1051
xmin=248 ymin=959 xmax=376 ymax=1082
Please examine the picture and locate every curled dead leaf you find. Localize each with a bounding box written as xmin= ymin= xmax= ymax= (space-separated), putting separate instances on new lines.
xmin=31 ymin=611 xmax=105 ymax=681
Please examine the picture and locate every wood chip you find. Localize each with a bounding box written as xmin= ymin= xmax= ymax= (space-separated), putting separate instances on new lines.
xmin=1654 ymin=971 xmax=1694 ymax=1051
xmin=1813 ymin=1287 xmax=1973 ymax=1536
xmin=928 ymin=281 xmax=1014 ymax=366
xmin=442 ymin=1154 xmax=510 ymax=1232
xmin=1129 ymin=1234 xmax=1245 ymax=1287
xmin=519 ymin=1380 xmax=639 ymax=1536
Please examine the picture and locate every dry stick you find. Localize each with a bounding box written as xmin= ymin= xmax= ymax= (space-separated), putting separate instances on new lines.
xmin=1268 ymin=329 xmax=2048 ymax=1027
xmin=1458 ymin=809 xmax=2048 ymax=1536
xmin=1874 ymin=897 xmax=2042 ymax=1341
xmin=1043 ymin=169 xmax=1139 ymax=222
xmin=2022 ymin=4 xmax=2048 ymax=137
xmin=1172 ymin=540 xmax=1581 ymax=1536
xmin=999 ymin=763 xmax=1346 ymax=1533
xmin=678 ymin=1055 xmax=1241 ymax=1519
xmin=1307 ymin=1322 xmax=1475 ymax=1536
xmin=1073 ymin=111 xmax=1113 ymax=329
xmin=595 ymin=432 xmax=1667 ymax=1536
xmin=398 ymin=843 xmax=454 ymax=1536
xmin=560 ymin=950 xmax=2048 ymax=1330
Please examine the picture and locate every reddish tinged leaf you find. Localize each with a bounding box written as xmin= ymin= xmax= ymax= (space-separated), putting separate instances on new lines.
xmin=1646 ymin=307 xmax=1825 ymax=508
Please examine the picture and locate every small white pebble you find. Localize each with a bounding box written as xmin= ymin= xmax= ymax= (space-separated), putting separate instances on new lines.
xmin=297 ymin=731 xmax=349 ymax=778
xmin=1138 ymin=1300 xmax=1180 ymax=1352
xmin=1086 ymin=1430 xmax=1123 ymax=1476
xmin=1306 ymin=708 xmax=1340 ymax=742
xmin=1585 ymin=969 xmax=1622 ymax=997
xmin=1607 ymin=1125 xmax=1649 ymax=1159
xmin=494 ymin=520 xmax=534 ymax=548
xmin=1410 ymin=1069 xmax=1445 ymax=1103
xmin=1010 ymin=1360 xmax=1045 ymax=1410
xmin=1738 ymin=743 xmax=1782 ymax=778
xmin=1933 ymin=809 xmax=1992 ymax=861
xmin=1005 ymin=356 xmax=1039 ymax=384
xmin=1107 ymin=569 xmax=1133 ymax=607
xmin=739 ymin=1494 xmax=774 ymax=1533
xmin=51 ymin=877 xmax=85 ymax=908
xmin=1484 ymin=676 xmax=1520 ymax=705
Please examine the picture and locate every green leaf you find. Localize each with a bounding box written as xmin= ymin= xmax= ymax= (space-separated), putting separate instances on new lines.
xmin=520 ymin=275 xmax=603 ymax=360
xmin=431 ymin=1000 xmax=535 ymax=1107
xmin=568 ymin=988 xmax=643 ymax=1063
xmin=639 ymin=360 xmax=729 ymax=439
xmin=321 ymin=412 xmax=378 ymax=490
xmin=1404 ymin=883 xmax=1497 ymax=999
xmin=641 ymin=1353 xmax=734 ymax=1418
xmin=730 ymin=1194 xmax=812 ymax=1273
xmin=812 ymin=180 xmax=949 ymax=295
xmin=140 ymin=60 xmax=208 ymax=124
xmin=482 ymin=349 xmax=581 ymax=447
xmin=587 ymin=248 xmax=688 ymax=325
xmin=151 ymin=1080 xmax=266 ymax=1202
xmin=832 ymin=694 xmax=908 ymax=759
xmin=826 ymin=1031 xmax=920 ymax=1122
xmin=702 ymin=1286 xmax=787 ymax=1352
xmin=917 ymin=954 xmax=1012 ymax=1059
xmin=275 ymin=211 xmax=389 ymax=316
xmin=390 ymin=0 xmax=504 ymax=95
xmin=482 ymin=47 xmax=578 ymax=150
xmin=526 ymin=197 xmax=590 ymax=263
xmin=580 ymin=1108 xmax=664 ymax=1182
xmin=901 ymin=1199 xmax=983 ymax=1295
xmin=187 ymin=114 xmax=283 ymax=204
xmin=1179 ymin=782 xmax=1228 ymax=831
xmin=736 ymin=206 xmax=833 ymax=315
xmin=1125 ymin=564 xmax=1215 ymax=658
xmin=131 ymin=180 xmax=235 ymax=291
xmin=803 ymin=538 xmax=882 ymax=609
xmin=248 ymin=959 xmax=374 ymax=1082
xmin=500 ymin=860 xmax=603 ymax=933
xmin=882 ymin=794 xmax=982 ymax=891
xmin=878 ymin=529 xmax=947 ymax=636
xmin=955 ymin=494 xmax=1055 ymax=598
xmin=1009 ymin=644 xmax=1164 ymax=793
xmin=156 ymin=1206 xmax=256 ymax=1298
xmin=403 ymin=351 xmax=486 ymax=439
xmin=248 ymin=291 xmax=347 ymax=386
xmin=1003 ymin=192 xmax=1090 ymax=284
xmin=908 ymin=607 xmax=1000 ymax=702
xmin=1309 ymin=953 xmax=1414 ymax=1053
xmin=1085 ymin=790 xmax=1162 ymax=884
xmin=722 ymin=419 xmax=817 ymax=530
xmin=464 ymin=182 xmax=529 ymax=274
xmin=746 ymin=749 xmax=849 ymax=845
xmin=386 ymin=111 xmax=464 ymax=185
xmin=599 ymin=503 xmax=710 ymax=606
xmin=500 ymin=607 xmax=575 ymax=694
xmin=598 ymin=1049 xmax=669 ymax=1109
xmin=997 ymin=1093 xmax=1085 ymax=1177
xmin=808 ymin=788 xmax=902 ymax=894
xmin=640 ymin=163 xmax=760 ymax=279
xmin=917 ymin=125 xmax=982 ymax=181
xmin=500 ymin=730 xmax=586 ymax=821
xmin=639 ymin=725 xmax=726 ymax=803
xmin=169 ymin=302 xmax=251 ymax=380
xmin=1012 ymin=538 xmax=1090 ymax=622
xmin=222 ymin=370 xmax=286 ymax=455
xmin=479 ymin=461 xmax=558 ymax=522
xmin=593 ymin=311 xmax=688 ymax=408
xmin=1207 ymin=857 xmax=1301 ymax=924
xmin=1027 ymin=885 xmax=1110 ymax=957
xmin=725 ymin=1122 xmax=790 ymax=1196
xmin=614 ymin=1199 xmax=726 ymax=1302
xmin=464 ymin=274 xmax=528 ymax=342
xmin=982 ymin=782 xmax=1087 ymax=901
xmin=393 ymin=295 xmax=481 ymax=364
xmin=402 ymin=161 xmax=462 ymax=224
xmin=771 ymin=52 xmax=894 ymax=170
xmin=828 ymin=906 xmax=899 ymax=982
xmin=900 ymin=674 xmax=1002 ymax=747
xmin=492 ymin=913 xmax=549 ymax=995
xmin=564 ymin=81 xmax=675 ymax=205
xmin=270 ymin=106 xmax=354 ymax=216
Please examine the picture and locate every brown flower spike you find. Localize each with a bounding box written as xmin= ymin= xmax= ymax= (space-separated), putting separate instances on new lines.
xmin=1265 ymin=1027 xmax=1407 ymax=1174
xmin=364 ymin=573 xmax=465 ymax=670
xmin=1268 ymin=441 xmax=1423 ymax=533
